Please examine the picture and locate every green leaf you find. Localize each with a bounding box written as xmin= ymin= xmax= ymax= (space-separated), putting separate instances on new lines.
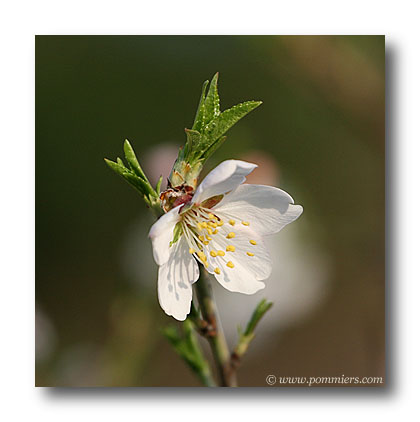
xmin=104 ymin=158 xmax=127 ymax=177
xmin=121 ymin=171 xmax=153 ymax=196
xmin=169 ymin=74 xmax=263 ymax=190
xmin=155 ymin=175 xmax=163 ymax=194
xmin=123 ymin=139 xmax=147 ymax=180
xmin=204 ymin=100 xmax=262 ymax=142
xmin=244 ymin=298 xmax=273 ymax=336
xmin=162 ymin=322 xmax=216 ymax=387
xmin=105 ymin=158 xmax=154 ymax=197
xmin=192 ymin=80 xmax=210 ymax=132
xmin=202 ymin=72 xmax=220 ymax=125
xmin=105 ymin=142 xmax=163 ymax=217
xmin=202 ymin=136 xmax=227 ymax=161
xmin=184 ymin=129 xmax=202 ymax=159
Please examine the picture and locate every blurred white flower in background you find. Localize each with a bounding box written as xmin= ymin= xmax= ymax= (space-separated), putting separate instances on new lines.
xmin=35 ymin=305 xmax=57 ymax=362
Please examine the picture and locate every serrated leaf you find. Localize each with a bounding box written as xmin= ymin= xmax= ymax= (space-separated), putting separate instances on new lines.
xmin=192 ymin=80 xmax=209 ymax=132
xmin=202 ymin=72 xmax=220 ymax=125
xmin=201 ymin=136 xmax=227 ymax=161
xmin=184 ymin=129 xmax=202 ymax=159
xmin=204 ymin=100 xmax=262 ymax=142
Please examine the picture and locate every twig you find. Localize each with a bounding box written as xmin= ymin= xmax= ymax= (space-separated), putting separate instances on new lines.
xmin=194 ymin=267 xmax=237 ymax=387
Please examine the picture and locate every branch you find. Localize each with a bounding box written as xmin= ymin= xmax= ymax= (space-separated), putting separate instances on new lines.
xmin=193 ymin=267 xmax=237 ymax=387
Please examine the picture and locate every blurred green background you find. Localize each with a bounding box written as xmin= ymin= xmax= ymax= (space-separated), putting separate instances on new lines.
xmin=35 ymin=35 xmax=384 ymax=387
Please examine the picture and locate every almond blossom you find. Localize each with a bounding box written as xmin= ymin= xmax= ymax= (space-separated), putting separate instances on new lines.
xmin=149 ymin=159 xmax=303 ymax=320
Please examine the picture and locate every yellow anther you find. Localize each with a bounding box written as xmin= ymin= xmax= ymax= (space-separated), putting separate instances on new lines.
xmin=229 ymin=219 xmax=235 ymax=226
xmin=208 ymin=222 xmax=217 ymax=228
xmin=226 ymin=261 xmax=234 ymax=268
xmin=217 ymin=250 xmax=225 ymax=256
xmin=246 ymin=252 xmax=255 ymax=257
xmin=197 ymin=252 xmax=207 ymax=261
xmin=242 ymin=221 xmax=250 ymax=226
xmin=226 ymin=232 xmax=236 ymax=239
xmin=214 ymin=267 xmax=221 ymax=275
xmin=212 ymin=229 xmax=218 ymax=235
xmin=217 ymin=220 xmax=224 ymax=226
xmin=226 ymin=245 xmax=236 ymax=252
xmin=210 ymin=250 xmax=217 ymax=257
xmin=201 ymin=222 xmax=208 ymax=229
xmin=197 ymin=222 xmax=202 ymax=230
xmin=189 ymin=248 xmax=195 ymax=254
xmin=249 ymin=239 xmax=257 ymax=245
xmin=204 ymin=261 xmax=209 ymax=268
xmin=207 ymin=228 xmax=213 ymax=235
xmin=208 ymin=213 xmax=215 ymax=219
xmin=198 ymin=235 xmax=205 ymax=241
xmin=206 ymin=235 xmax=212 ymax=241
xmin=203 ymin=241 xmax=209 ymax=245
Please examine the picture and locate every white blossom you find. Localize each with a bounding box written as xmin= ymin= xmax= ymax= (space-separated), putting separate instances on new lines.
xmin=149 ymin=160 xmax=303 ymax=320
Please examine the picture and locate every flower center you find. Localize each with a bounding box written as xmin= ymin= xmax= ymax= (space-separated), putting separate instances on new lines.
xmin=179 ymin=206 xmax=256 ymax=272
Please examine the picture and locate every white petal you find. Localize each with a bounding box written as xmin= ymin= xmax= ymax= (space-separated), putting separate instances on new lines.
xmin=192 ymin=160 xmax=257 ymax=205
xmin=157 ymin=236 xmax=199 ymax=321
xmin=214 ymin=265 xmax=266 ymax=294
xmin=214 ymin=184 xmax=303 ymax=236
xmin=148 ymin=205 xmax=182 ymax=266
xmin=197 ymin=224 xmax=270 ymax=294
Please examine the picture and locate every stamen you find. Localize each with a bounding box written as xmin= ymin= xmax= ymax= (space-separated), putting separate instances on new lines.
xmin=203 ymin=241 xmax=209 ymax=245
xmin=217 ymin=220 xmax=224 ymax=226
xmin=198 ymin=235 xmax=205 ymax=241
xmin=226 ymin=232 xmax=236 ymax=239
xmin=229 ymin=219 xmax=235 ymax=226
xmin=201 ymin=222 xmax=208 ymax=229
xmin=214 ymin=267 xmax=221 ymax=274
xmin=242 ymin=221 xmax=250 ymax=226
xmin=246 ymin=252 xmax=254 ymax=256
xmin=212 ymin=229 xmax=218 ymax=235
xmin=208 ymin=222 xmax=217 ymax=228
xmin=226 ymin=261 xmax=234 ymax=268
xmin=208 ymin=213 xmax=215 ymax=219
xmin=206 ymin=228 xmax=213 ymax=235
xmin=210 ymin=250 xmax=217 ymax=257
xmin=189 ymin=248 xmax=195 ymax=254
xmin=206 ymin=235 xmax=212 ymax=241
xmin=226 ymin=245 xmax=235 ymax=252
xmin=249 ymin=239 xmax=257 ymax=245
xmin=197 ymin=251 xmax=207 ymax=262
xmin=217 ymin=250 xmax=225 ymax=256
